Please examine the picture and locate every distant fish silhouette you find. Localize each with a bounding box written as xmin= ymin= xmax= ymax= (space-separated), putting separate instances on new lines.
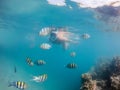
xmin=34 ymin=60 xmax=46 ymax=66
xmin=81 ymin=33 xmax=90 ymax=39
xmin=26 ymin=57 xmax=34 ymax=66
xmin=14 ymin=66 xmax=17 ymax=73
xmin=66 ymin=63 xmax=77 ymax=69
xmin=70 ymin=52 xmax=76 ymax=57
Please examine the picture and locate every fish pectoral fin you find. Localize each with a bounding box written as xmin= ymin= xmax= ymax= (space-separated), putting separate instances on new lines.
xmin=33 ymin=76 xmax=38 ymax=79
xmin=8 ymin=81 xmax=14 ymax=87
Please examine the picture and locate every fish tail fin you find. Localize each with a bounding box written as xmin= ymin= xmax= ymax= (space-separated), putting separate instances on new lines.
xmin=8 ymin=81 xmax=13 ymax=87
xmin=8 ymin=80 xmax=16 ymax=87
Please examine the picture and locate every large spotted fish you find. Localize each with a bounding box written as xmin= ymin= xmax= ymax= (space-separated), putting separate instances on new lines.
xmin=8 ymin=81 xmax=27 ymax=90
xmin=31 ymin=74 xmax=48 ymax=82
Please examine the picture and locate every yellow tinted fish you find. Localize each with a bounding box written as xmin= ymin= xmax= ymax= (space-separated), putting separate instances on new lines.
xmin=8 ymin=81 xmax=27 ymax=90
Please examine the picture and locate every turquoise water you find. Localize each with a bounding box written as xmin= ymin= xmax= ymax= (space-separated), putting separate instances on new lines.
xmin=1 ymin=0 xmax=120 ymax=90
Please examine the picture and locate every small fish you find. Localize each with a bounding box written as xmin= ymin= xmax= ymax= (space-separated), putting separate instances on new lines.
xmin=8 ymin=81 xmax=27 ymax=90
xmin=26 ymin=58 xmax=34 ymax=66
xmin=81 ymin=33 xmax=90 ymax=39
xmin=39 ymin=27 xmax=52 ymax=36
xmin=14 ymin=66 xmax=17 ymax=73
xmin=66 ymin=63 xmax=77 ymax=69
xmin=68 ymin=5 xmax=73 ymax=9
xmin=34 ymin=60 xmax=46 ymax=66
xmin=40 ymin=43 xmax=51 ymax=50
xmin=31 ymin=74 xmax=48 ymax=82
xmin=70 ymin=52 xmax=76 ymax=57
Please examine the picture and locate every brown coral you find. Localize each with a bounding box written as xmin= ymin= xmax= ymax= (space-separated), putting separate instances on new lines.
xmin=80 ymin=56 xmax=120 ymax=90
xmin=81 ymin=73 xmax=96 ymax=90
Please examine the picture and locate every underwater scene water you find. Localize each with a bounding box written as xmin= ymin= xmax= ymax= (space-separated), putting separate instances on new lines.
xmin=1 ymin=0 xmax=120 ymax=90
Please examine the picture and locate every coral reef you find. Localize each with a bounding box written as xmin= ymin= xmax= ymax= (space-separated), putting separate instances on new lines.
xmin=80 ymin=56 xmax=120 ymax=90
xmin=80 ymin=73 xmax=96 ymax=90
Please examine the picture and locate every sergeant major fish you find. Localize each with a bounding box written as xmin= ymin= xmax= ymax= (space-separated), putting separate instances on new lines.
xmin=26 ymin=57 xmax=34 ymax=66
xmin=40 ymin=43 xmax=51 ymax=50
xmin=8 ymin=81 xmax=27 ymax=90
xmin=66 ymin=63 xmax=77 ymax=69
xmin=81 ymin=33 xmax=90 ymax=39
xmin=39 ymin=27 xmax=52 ymax=36
xmin=34 ymin=60 xmax=46 ymax=66
xmin=31 ymin=74 xmax=48 ymax=82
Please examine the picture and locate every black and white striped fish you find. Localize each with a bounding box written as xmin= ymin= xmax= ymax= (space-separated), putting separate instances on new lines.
xmin=32 ymin=74 xmax=48 ymax=82
xmin=66 ymin=63 xmax=77 ymax=69
xmin=34 ymin=60 xmax=46 ymax=66
xmin=39 ymin=27 xmax=52 ymax=36
xmin=26 ymin=57 xmax=34 ymax=66
xmin=40 ymin=43 xmax=51 ymax=50
xmin=8 ymin=81 xmax=27 ymax=90
xmin=81 ymin=33 xmax=90 ymax=39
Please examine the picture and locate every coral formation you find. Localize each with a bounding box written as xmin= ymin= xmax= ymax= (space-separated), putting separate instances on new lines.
xmin=81 ymin=73 xmax=96 ymax=90
xmin=80 ymin=56 xmax=120 ymax=90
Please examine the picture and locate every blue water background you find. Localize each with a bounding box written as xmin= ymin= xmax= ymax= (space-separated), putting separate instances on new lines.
xmin=0 ymin=0 xmax=120 ymax=90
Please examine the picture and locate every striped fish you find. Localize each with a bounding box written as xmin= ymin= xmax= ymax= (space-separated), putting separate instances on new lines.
xmin=26 ymin=58 xmax=34 ymax=66
xmin=81 ymin=33 xmax=90 ymax=39
xmin=39 ymin=27 xmax=52 ymax=36
xmin=35 ymin=60 xmax=46 ymax=66
xmin=70 ymin=52 xmax=76 ymax=57
xmin=66 ymin=63 xmax=77 ymax=69
xmin=32 ymin=74 xmax=48 ymax=82
xmin=8 ymin=81 xmax=27 ymax=90
xmin=40 ymin=43 xmax=51 ymax=50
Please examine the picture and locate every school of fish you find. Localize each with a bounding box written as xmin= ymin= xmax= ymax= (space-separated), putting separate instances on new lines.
xmin=8 ymin=27 xmax=90 ymax=90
